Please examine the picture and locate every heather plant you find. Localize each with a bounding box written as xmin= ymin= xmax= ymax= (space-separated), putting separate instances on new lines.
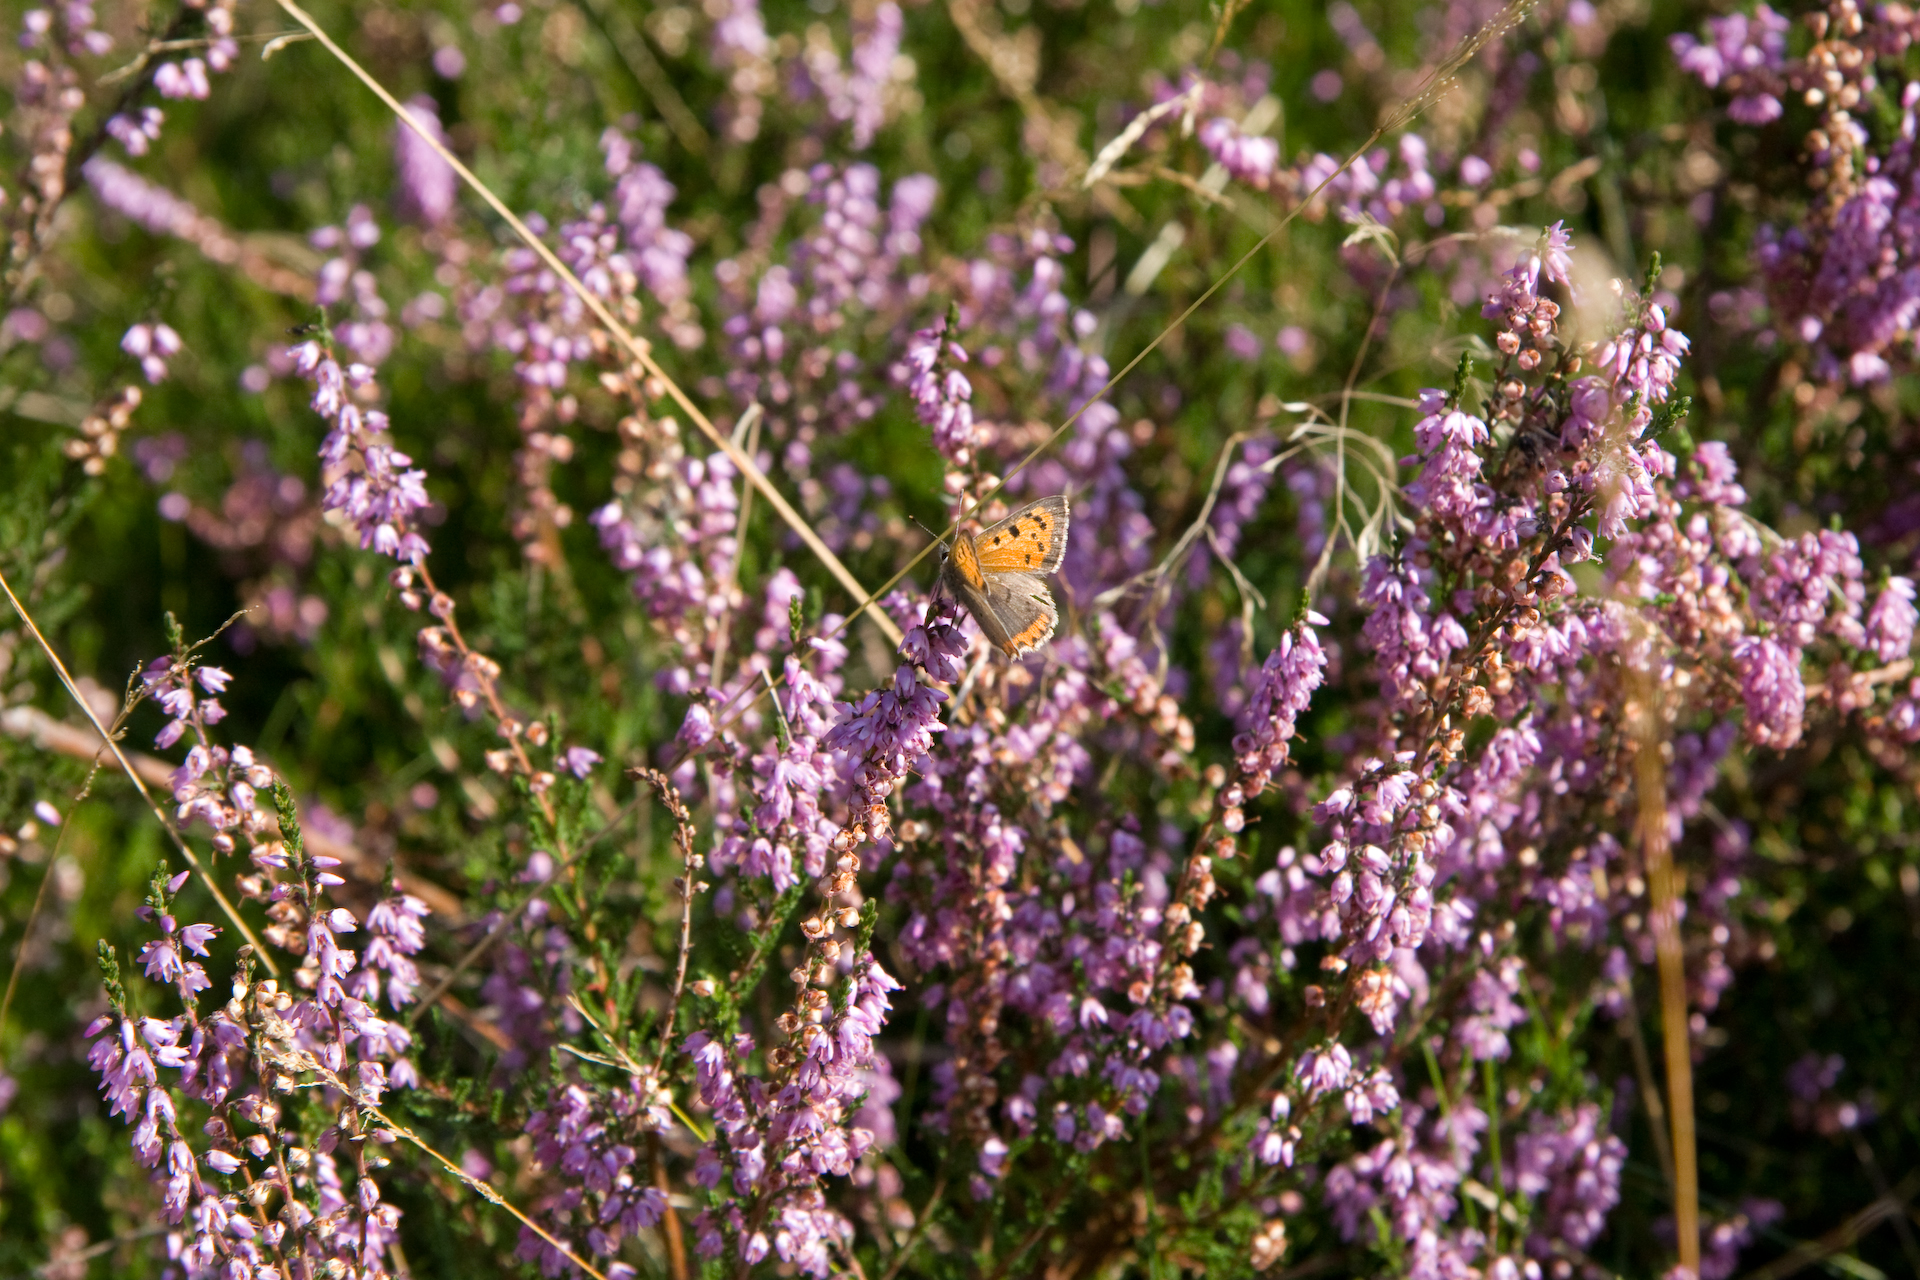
xmin=2 ymin=0 xmax=1918 ymax=1279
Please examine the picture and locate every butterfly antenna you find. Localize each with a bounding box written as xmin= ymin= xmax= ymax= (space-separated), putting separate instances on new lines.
xmin=907 ymin=512 xmax=947 ymax=548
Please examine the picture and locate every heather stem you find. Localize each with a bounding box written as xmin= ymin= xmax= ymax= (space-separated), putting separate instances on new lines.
xmin=634 ymin=768 xmax=702 ymax=1073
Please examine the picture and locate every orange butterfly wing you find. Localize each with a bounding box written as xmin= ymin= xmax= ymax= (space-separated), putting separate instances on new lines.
xmin=972 ymin=496 xmax=1070 ymax=575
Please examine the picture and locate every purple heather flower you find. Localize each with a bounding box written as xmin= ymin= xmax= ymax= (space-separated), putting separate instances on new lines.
xmin=1199 ymin=116 xmax=1279 ymax=188
xmin=1223 ymin=323 xmax=1261 ymax=361
xmin=1866 ymin=576 xmax=1917 ymax=662
xmin=905 ymin=320 xmax=974 ymax=461
xmin=1671 ymin=5 xmax=1788 ymax=124
xmin=153 ymin=57 xmax=210 ymax=100
xmin=120 ymin=322 xmax=182 ymax=383
xmin=848 ymin=2 xmax=902 ymax=149
xmin=561 ymin=745 xmax=604 ymax=778
xmin=1233 ymin=613 xmax=1328 ymax=788
xmin=297 ymin=342 xmax=431 ymax=563
xmin=602 ymin=128 xmax=694 ymax=310
xmin=395 ymin=95 xmax=457 ymax=227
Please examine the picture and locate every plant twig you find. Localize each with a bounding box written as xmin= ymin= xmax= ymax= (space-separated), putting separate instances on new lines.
xmin=1093 ymin=430 xmax=1254 ymax=610
xmin=877 ymin=1173 xmax=947 ymax=1280
xmin=31 ymin=1224 xmax=172 ymax=1276
xmin=632 ymin=768 xmax=701 ymax=1072
xmin=1851 ymin=1135 xmax=1920 ymax=1274
xmin=0 ymin=565 xmax=278 ymax=975
xmin=1736 ymin=1171 xmax=1920 ymax=1280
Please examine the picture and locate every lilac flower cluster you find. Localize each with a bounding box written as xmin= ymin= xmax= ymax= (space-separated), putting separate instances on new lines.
xmin=592 ymin=446 xmax=742 ymax=688
xmin=394 ymin=95 xmax=457 ymax=229
xmin=1173 ymin=217 xmax=1913 ymax=1275
xmin=1200 ymin=116 xmax=1280 ymax=189
xmin=91 ymin=653 xmax=426 ymax=1279
xmin=711 ymin=164 xmax=937 ymax=527
xmin=681 ymin=954 xmax=901 ymax=1274
xmin=518 ymin=1079 xmax=669 ymax=1277
xmin=121 ymin=321 xmax=182 ymax=384
xmin=1295 ymin=134 xmax=1441 ymax=232
xmin=49 ymin=4 xmax=1920 ymax=1272
xmin=83 ymin=156 xmax=312 ymax=298
xmin=142 ymin=653 xmax=231 ymax=751
xmin=799 ymin=1 xmax=905 ymax=150
xmin=151 ymin=0 xmax=237 ymax=104
xmin=297 ymin=340 xmax=431 ymax=564
xmin=1674 ymin=0 xmax=1920 ymax=383
xmin=903 ymin=319 xmax=975 ymax=466
xmin=657 ymin=609 xmax=951 ymax=1270
xmin=310 ymin=206 xmax=397 ymax=367
xmin=601 ymin=128 xmax=697 ymax=343
xmin=1670 ymin=4 xmax=1791 ymax=125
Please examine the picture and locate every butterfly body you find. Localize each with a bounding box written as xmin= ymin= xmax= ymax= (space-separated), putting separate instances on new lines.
xmin=939 ymin=495 xmax=1070 ymax=657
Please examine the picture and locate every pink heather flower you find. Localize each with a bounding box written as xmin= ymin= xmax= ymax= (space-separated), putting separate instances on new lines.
xmin=847 ymin=2 xmax=902 ymax=149
xmin=153 ymin=57 xmax=210 ymax=100
xmin=1223 ymin=324 xmax=1261 ymax=361
xmin=1509 ymin=1103 xmax=1625 ymax=1253
xmin=1343 ymin=1068 xmax=1401 ymax=1125
xmin=602 ymin=128 xmax=695 ymax=308
xmin=394 ymin=95 xmax=457 ymax=227
xmin=1199 ymin=116 xmax=1279 ymax=188
xmin=905 ymin=320 xmax=974 ymax=460
xmin=105 ymin=106 xmax=165 ymax=156
xmin=1866 ymin=576 xmax=1917 ymax=663
xmin=121 ymin=322 xmax=183 ymax=383
xmin=562 ymin=746 xmax=603 ymax=778
xmin=1294 ymin=1043 xmax=1353 ymax=1099
xmin=298 ymin=343 xmax=432 ymax=563
xmin=1234 ymin=613 xmax=1328 ymax=788
xmin=1732 ymin=635 xmax=1805 ymax=749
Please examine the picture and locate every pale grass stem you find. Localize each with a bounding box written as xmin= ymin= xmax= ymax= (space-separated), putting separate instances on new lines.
xmin=0 ymin=564 xmax=279 ymax=976
xmin=1628 ymin=657 xmax=1700 ymax=1274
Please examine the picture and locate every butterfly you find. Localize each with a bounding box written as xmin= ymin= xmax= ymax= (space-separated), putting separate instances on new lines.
xmin=938 ymin=494 xmax=1071 ymax=657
